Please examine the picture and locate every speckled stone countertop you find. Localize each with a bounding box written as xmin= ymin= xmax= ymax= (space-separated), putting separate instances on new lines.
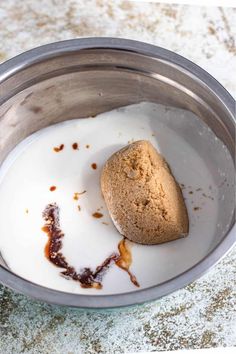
xmin=0 ymin=1 xmax=235 ymax=353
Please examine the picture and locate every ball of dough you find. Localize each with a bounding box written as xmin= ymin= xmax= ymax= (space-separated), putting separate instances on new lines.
xmin=101 ymin=140 xmax=189 ymax=245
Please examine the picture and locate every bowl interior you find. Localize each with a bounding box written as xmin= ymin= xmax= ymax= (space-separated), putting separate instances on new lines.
xmin=0 ymin=43 xmax=235 ymax=304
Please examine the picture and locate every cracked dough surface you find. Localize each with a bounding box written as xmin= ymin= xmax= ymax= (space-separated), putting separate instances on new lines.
xmin=101 ymin=140 xmax=189 ymax=244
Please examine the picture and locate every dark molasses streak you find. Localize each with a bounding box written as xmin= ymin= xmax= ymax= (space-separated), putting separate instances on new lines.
xmin=42 ymin=203 xmax=139 ymax=289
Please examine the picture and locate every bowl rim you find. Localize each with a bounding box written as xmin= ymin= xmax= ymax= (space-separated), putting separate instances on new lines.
xmin=0 ymin=37 xmax=235 ymax=309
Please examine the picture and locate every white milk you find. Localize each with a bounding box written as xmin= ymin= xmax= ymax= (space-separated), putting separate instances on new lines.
xmin=0 ymin=103 xmax=234 ymax=295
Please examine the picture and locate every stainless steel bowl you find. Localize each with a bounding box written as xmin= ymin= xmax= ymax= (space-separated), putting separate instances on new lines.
xmin=0 ymin=38 xmax=235 ymax=309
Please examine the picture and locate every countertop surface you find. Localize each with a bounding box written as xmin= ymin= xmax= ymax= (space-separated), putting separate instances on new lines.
xmin=0 ymin=1 xmax=235 ymax=353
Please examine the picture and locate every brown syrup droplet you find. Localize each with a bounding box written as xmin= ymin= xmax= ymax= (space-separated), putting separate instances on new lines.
xmin=92 ymin=212 xmax=103 ymax=218
xmin=189 ymin=191 xmax=193 ymax=194
xmin=116 ymin=239 xmax=140 ymax=287
xmin=80 ymin=190 xmax=86 ymax=195
xmin=42 ymin=204 xmax=70 ymax=268
xmin=73 ymin=193 xmax=79 ymax=200
xmin=53 ymin=144 xmax=64 ymax=152
xmin=73 ymin=190 xmax=86 ymax=200
xmin=77 ymin=205 xmax=81 ymax=211
xmin=193 ymin=207 xmax=200 ymax=211
xmin=86 ymin=144 xmax=90 ymax=149
xmin=91 ymin=163 xmax=97 ymax=170
xmin=50 ymin=186 xmax=57 ymax=191
xmin=72 ymin=143 xmax=78 ymax=150
xmin=202 ymin=192 xmax=214 ymax=200
xmin=42 ymin=226 xmax=49 ymax=233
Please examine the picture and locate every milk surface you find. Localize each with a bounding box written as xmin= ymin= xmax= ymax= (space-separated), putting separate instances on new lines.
xmin=0 ymin=103 xmax=233 ymax=294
